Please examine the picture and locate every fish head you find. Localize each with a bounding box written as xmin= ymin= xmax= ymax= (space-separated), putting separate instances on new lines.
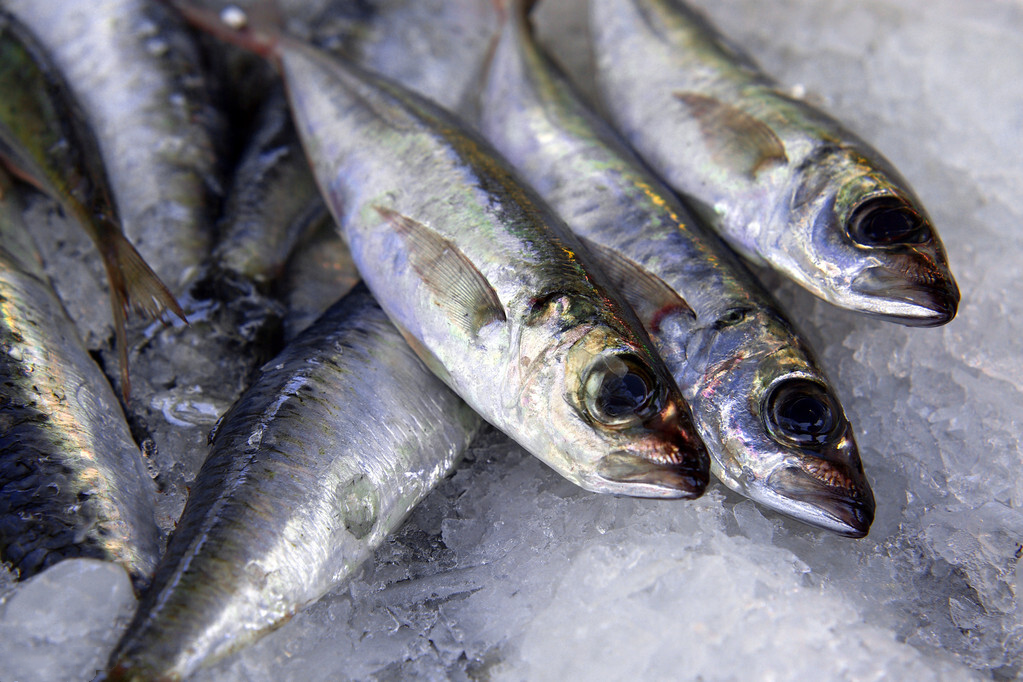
xmin=694 ymin=326 xmax=874 ymax=537
xmin=518 ymin=298 xmax=709 ymax=499
xmin=782 ymin=145 xmax=959 ymax=326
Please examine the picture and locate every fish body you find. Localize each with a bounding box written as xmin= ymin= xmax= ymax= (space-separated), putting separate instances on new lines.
xmin=215 ymin=86 xmax=327 ymax=286
xmin=7 ymin=0 xmax=222 ymax=297
xmin=107 ymin=285 xmax=483 ymax=681
xmin=0 ymin=8 xmax=183 ymax=395
xmin=479 ymin=4 xmax=873 ymax=536
xmin=0 ymin=170 xmax=161 ymax=588
xmin=589 ymin=0 xmax=959 ymax=326
xmin=269 ymin=35 xmax=708 ymax=498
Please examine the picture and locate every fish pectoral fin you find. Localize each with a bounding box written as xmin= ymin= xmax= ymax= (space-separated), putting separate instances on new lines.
xmin=577 ymin=236 xmax=695 ymax=334
xmin=101 ymin=229 xmax=186 ymax=400
xmin=674 ymin=92 xmax=788 ymax=178
xmin=374 ymin=205 xmax=506 ymax=338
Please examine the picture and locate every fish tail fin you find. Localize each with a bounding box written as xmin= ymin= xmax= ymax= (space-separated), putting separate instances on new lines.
xmin=100 ymin=229 xmax=186 ymax=401
xmin=162 ymin=0 xmax=284 ymax=60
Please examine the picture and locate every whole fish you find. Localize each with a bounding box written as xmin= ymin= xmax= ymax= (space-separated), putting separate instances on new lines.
xmin=589 ymin=0 xmax=960 ymax=327
xmin=479 ymin=2 xmax=874 ymax=536
xmin=107 ymin=285 xmax=483 ymax=681
xmin=170 ymin=3 xmax=711 ymax=499
xmin=0 ymin=9 xmax=183 ymax=396
xmin=7 ymin=0 xmax=223 ymax=298
xmin=0 ymin=169 xmax=161 ymax=590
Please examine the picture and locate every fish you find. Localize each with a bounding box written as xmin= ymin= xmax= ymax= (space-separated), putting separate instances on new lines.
xmin=279 ymin=212 xmax=361 ymax=341
xmin=106 ymin=285 xmax=483 ymax=681
xmin=0 ymin=8 xmax=184 ymax=398
xmin=167 ymin=2 xmax=711 ymax=498
xmin=214 ymin=86 xmax=328 ymax=287
xmin=6 ymin=0 xmax=223 ymax=298
xmin=478 ymin=1 xmax=874 ymax=536
xmin=0 ymin=168 xmax=161 ymax=591
xmin=588 ymin=0 xmax=960 ymax=327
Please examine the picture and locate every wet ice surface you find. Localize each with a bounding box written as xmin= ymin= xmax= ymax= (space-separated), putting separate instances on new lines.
xmin=2 ymin=0 xmax=1022 ymax=679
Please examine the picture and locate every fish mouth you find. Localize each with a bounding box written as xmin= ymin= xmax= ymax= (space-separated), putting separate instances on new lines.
xmin=595 ymin=451 xmax=709 ymax=499
xmin=850 ymin=266 xmax=960 ymax=327
xmin=765 ymin=466 xmax=875 ymax=538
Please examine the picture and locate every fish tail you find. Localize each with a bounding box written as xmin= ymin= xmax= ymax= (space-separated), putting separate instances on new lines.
xmin=100 ymin=227 xmax=186 ymax=401
xmin=162 ymin=0 xmax=284 ymax=60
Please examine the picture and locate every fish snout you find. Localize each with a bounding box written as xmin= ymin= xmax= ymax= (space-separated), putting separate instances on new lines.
xmin=595 ymin=435 xmax=710 ymax=499
xmin=766 ymin=463 xmax=876 ymax=538
xmin=850 ymin=263 xmax=960 ymax=326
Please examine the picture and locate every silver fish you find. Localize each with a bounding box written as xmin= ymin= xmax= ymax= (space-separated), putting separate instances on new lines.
xmin=479 ymin=3 xmax=874 ymax=536
xmin=0 ymin=169 xmax=161 ymax=589
xmin=106 ymin=285 xmax=483 ymax=681
xmin=269 ymin=31 xmax=710 ymax=498
xmin=215 ymin=86 xmax=327 ymax=287
xmin=7 ymin=0 xmax=222 ymax=296
xmin=279 ymin=212 xmax=360 ymax=341
xmin=589 ymin=0 xmax=960 ymax=327
xmin=166 ymin=0 xmax=710 ymax=498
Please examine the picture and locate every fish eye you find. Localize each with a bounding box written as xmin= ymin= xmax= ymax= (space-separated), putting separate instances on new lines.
xmin=847 ymin=196 xmax=930 ymax=247
xmin=764 ymin=379 xmax=842 ymax=446
xmin=583 ymin=354 xmax=662 ymax=426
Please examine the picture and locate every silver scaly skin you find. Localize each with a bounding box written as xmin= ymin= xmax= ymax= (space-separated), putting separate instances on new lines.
xmin=215 ymin=86 xmax=327 ymax=287
xmin=7 ymin=0 xmax=222 ymax=296
xmin=0 ymin=170 xmax=161 ymax=589
xmin=106 ymin=285 xmax=483 ymax=681
xmin=589 ymin=0 xmax=960 ymax=327
xmin=271 ymin=34 xmax=709 ymax=498
xmin=479 ymin=4 xmax=874 ymax=536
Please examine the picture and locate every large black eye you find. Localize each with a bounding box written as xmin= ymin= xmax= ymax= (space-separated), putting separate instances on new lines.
xmin=847 ymin=196 xmax=929 ymax=246
xmin=765 ymin=379 xmax=842 ymax=446
xmin=584 ymin=354 xmax=661 ymax=425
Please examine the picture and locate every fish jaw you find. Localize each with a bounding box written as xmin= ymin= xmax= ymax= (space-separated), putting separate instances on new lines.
xmin=762 ymin=456 xmax=876 ymax=538
xmin=849 ymin=263 xmax=960 ymax=327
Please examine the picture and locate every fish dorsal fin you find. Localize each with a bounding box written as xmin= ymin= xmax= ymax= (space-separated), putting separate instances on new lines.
xmin=578 ymin=236 xmax=696 ymax=334
xmin=374 ymin=205 xmax=506 ymax=338
xmin=674 ymin=92 xmax=788 ymax=178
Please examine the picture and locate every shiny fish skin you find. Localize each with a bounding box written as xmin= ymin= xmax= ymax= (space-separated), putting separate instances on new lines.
xmin=589 ymin=0 xmax=959 ymax=327
xmin=0 ymin=171 xmax=161 ymax=589
xmin=0 ymin=8 xmax=184 ymax=397
xmin=7 ymin=0 xmax=222 ymax=296
xmin=107 ymin=285 xmax=483 ymax=681
xmin=307 ymin=0 xmax=501 ymax=113
xmin=215 ymin=86 xmax=327 ymax=286
xmin=270 ymin=34 xmax=709 ymax=498
xmin=479 ymin=5 xmax=874 ymax=536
